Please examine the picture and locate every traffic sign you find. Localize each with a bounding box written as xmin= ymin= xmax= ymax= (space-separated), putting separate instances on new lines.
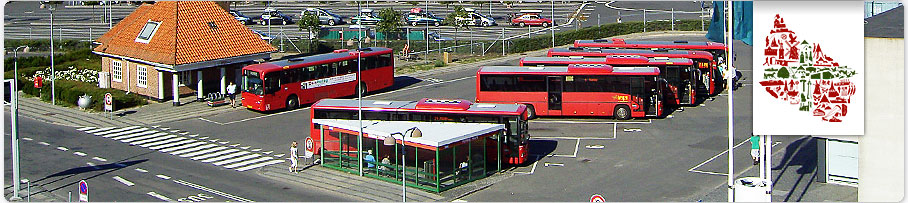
xmin=590 ymin=194 xmax=605 ymax=202
xmin=104 ymin=93 xmax=113 ymax=111
xmin=78 ymin=180 xmax=88 ymax=202
xmin=305 ymin=137 xmax=314 ymax=152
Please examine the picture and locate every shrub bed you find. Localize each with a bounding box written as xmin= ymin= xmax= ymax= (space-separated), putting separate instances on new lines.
xmin=16 ymin=78 xmax=146 ymax=112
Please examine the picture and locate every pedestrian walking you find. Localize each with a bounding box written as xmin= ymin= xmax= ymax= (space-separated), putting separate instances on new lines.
xmin=227 ymin=82 xmax=237 ymax=108
xmin=750 ymin=135 xmax=760 ymax=165
xmin=289 ymin=141 xmax=299 ymax=173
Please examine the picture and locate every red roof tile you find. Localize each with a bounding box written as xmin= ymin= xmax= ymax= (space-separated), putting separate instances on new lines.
xmin=94 ymin=1 xmax=275 ymax=66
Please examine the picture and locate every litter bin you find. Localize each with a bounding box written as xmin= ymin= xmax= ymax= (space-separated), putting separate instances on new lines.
xmin=734 ymin=177 xmax=771 ymax=202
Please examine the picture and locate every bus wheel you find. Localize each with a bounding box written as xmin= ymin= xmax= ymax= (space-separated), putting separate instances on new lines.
xmin=286 ymin=95 xmax=299 ymax=110
xmin=525 ymin=104 xmax=537 ymax=119
xmin=614 ymin=105 xmax=631 ymax=120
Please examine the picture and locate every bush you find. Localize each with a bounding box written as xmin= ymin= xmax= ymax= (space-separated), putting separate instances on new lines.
xmin=17 ymin=78 xmax=147 ymax=112
xmin=434 ymin=60 xmax=445 ymax=67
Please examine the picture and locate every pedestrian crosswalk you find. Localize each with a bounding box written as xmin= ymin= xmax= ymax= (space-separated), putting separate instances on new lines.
xmin=76 ymin=126 xmax=284 ymax=172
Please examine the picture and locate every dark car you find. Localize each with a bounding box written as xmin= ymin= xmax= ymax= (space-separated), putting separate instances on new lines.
xmin=229 ymin=10 xmax=254 ymax=25
xmin=259 ymin=8 xmax=294 ymax=25
xmin=406 ymin=8 xmax=444 ymax=26
xmin=302 ymin=8 xmax=346 ymax=26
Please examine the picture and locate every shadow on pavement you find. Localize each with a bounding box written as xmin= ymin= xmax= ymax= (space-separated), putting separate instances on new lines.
xmin=770 ymin=136 xmax=818 ymax=202
xmin=521 ymin=139 xmax=558 ymax=167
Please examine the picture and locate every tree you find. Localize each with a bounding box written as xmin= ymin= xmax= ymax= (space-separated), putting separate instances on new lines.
xmin=298 ymin=12 xmax=322 ymax=53
xmin=376 ymin=8 xmax=402 ymax=46
xmin=406 ymin=1 xmax=420 ymax=6
xmin=445 ymin=6 xmax=469 ymax=53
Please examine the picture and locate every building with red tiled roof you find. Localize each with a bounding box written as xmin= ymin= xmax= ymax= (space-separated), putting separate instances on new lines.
xmin=93 ymin=1 xmax=275 ymax=105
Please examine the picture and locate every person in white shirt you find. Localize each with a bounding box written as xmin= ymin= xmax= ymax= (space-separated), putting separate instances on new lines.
xmin=227 ymin=82 xmax=237 ymax=108
xmin=289 ymin=141 xmax=299 ymax=173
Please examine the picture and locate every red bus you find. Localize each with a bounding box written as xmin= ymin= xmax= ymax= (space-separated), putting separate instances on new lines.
xmin=241 ymin=47 xmax=394 ymax=111
xmin=311 ymin=98 xmax=530 ymax=165
xmin=476 ymin=64 xmax=663 ymax=120
xmin=519 ymin=56 xmax=697 ymax=105
xmin=548 ymin=47 xmax=723 ymax=96
xmin=574 ymin=38 xmax=727 ymax=62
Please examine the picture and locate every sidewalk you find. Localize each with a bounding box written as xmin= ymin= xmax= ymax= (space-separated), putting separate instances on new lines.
xmin=4 ymin=180 xmax=64 ymax=202
xmin=11 ymin=93 xmax=240 ymax=128
xmin=692 ymin=136 xmax=857 ymax=202
xmin=257 ymin=161 xmax=515 ymax=202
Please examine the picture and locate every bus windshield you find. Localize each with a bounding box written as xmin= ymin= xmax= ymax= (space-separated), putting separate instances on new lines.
xmin=243 ymin=71 xmax=264 ymax=95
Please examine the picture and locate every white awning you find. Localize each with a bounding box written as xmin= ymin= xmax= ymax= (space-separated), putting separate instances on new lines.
xmin=313 ymin=119 xmax=505 ymax=147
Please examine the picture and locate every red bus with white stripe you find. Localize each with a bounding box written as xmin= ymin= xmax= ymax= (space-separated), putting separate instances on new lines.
xmin=547 ymin=47 xmax=723 ymax=96
xmin=520 ymin=56 xmax=698 ymax=105
xmin=241 ymin=47 xmax=394 ymax=111
xmin=311 ymin=98 xmax=530 ymax=165
xmin=574 ymin=38 xmax=727 ymax=61
xmin=476 ymin=65 xmax=663 ymax=119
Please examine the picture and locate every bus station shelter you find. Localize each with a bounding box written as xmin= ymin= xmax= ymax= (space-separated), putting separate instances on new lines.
xmin=312 ymin=119 xmax=505 ymax=192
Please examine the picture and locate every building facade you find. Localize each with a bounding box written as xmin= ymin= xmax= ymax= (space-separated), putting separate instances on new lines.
xmin=93 ymin=1 xmax=276 ymax=105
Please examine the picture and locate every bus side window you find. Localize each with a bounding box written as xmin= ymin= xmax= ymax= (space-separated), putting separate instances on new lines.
xmin=329 ymin=62 xmax=339 ymax=77
xmin=306 ymin=66 xmax=317 ymax=80
xmin=263 ymin=72 xmax=280 ymax=94
xmin=381 ymin=54 xmax=392 ymax=67
xmin=338 ymin=60 xmax=352 ymax=74
xmin=317 ymin=64 xmax=329 ymax=78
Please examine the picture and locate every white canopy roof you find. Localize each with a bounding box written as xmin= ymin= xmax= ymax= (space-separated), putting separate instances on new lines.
xmin=313 ymin=119 xmax=505 ymax=147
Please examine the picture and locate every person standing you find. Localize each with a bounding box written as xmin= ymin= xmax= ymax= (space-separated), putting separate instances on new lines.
xmin=290 ymin=141 xmax=299 ymax=173
xmin=750 ymin=135 xmax=760 ymax=165
xmin=227 ymin=82 xmax=237 ymax=108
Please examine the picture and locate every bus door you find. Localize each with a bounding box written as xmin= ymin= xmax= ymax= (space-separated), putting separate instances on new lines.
xmin=678 ymin=66 xmax=693 ymax=104
xmin=630 ymin=77 xmax=657 ymax=117
xmin=546 ymin=76 xmax=563 ymax=115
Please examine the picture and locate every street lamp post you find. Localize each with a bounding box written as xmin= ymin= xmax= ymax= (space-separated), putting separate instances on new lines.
xmin=384 ymin=127 xmax=422 ymax=202
xmin=357 ymin=0 xmax=364 ymax=177
xmin=10 ymin=45 xmax=29 ymax=201
xmin=44 ymin=2 xmax=57 ymax=105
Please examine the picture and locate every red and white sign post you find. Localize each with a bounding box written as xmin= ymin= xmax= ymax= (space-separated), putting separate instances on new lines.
xmin=78 ymin=180 xmax=88 ymax=202
xmin=104 ymin=93 xmax=113 ymax=119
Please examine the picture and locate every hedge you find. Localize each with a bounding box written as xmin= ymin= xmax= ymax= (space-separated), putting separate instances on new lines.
xmin=4 ymin=39 xmax=93 ymax=52
xmin=16 ymin=78 xmax=147 ymax=112
xmin=5 ymin=48 xmax=101 ymax=72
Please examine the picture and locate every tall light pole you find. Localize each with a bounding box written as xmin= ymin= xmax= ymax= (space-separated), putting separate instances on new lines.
xmin=725 ymin=1 xmax=734 ymax=202
xmin=42 ymin=2 xmax=57 ymax=105
xmin=357 ymin=0 xmax=364 ymax=177
xmin=10 ymin=45 xmax=29 ymax=201
xmin=384 ymin=127 xmax=422 ymax=202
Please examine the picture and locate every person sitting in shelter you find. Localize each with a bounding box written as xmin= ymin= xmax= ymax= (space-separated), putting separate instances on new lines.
xmin=379 ymin=155 xmax=391 ymax=174
xmin=364 ymin=150 xmax=376 ymax=170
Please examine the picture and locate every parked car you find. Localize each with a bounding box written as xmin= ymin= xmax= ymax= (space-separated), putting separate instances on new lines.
xmin=511 ymin=10 xmax=553 ymax=27
xmin=350 ymin=9 xmax=382 ymax=25
xmin=428 ymin=31 xmax=453 ymax=41
xmin=455 ymin=8 xmax=496 ymax=27
xmin=229 ymin=10 xmax=254 ymax=25
xmin=259 ymin=8 xmax=294 ymax=25
xmin=406 ymin=8 xmax=444 ymax=27
xmin=302 ymin=8 xmax=345 ymax=26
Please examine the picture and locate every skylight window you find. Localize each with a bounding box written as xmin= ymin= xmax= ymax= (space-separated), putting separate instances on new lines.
xmin=135 ymin=21 xmax=160 ymax=43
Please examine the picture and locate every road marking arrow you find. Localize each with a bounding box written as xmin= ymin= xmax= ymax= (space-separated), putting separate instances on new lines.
xmin=544 ymin=162 xmax=564 ymax=167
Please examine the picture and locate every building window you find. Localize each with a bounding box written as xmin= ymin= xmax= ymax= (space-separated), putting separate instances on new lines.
xmin=135 ymin=21 xmax=161 ymax=43
xmin=111 ymin=60 xmax=122 ymax=82
xmin=179 ymin=71 xmax=192 ymax=86
xmin=136 ymin=65 xmax=147 ymax=88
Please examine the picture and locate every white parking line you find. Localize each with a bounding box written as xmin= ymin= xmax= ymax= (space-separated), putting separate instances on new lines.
xmin=687 ymin=141 xmax=782 ymax=176
xmin=73 ymin=152 xmax=87 ymax=156
xmin=92 ymin=157 xmax=107 ymax=162
xmin=199 ymin=107 xmax=311 ymax=126
xmin=22 ymin=137 xmax=33 ymax=141
xmin=146 ymin=192 xmax=172 ymax=201
xmin=113 ymin=176 xmax=135 ymax=186
xmin=156 ymin=174 xmax=171 ymax=180
xmin=173 ymin=179 xmax=254 ymax=202
xmin=514 ymin=155 xmax=541 ymax=175
xmin=38 ymin=142 xmax=50 ymax=146
xmin=57 ymin=146 xmax=69 ymax=151
xmin=134 ymin=168 xmax=148 ymax=173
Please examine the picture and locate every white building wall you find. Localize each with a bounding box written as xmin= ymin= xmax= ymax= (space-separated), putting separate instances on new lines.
xmin=857 ymin=37 xmax=904 ymax=201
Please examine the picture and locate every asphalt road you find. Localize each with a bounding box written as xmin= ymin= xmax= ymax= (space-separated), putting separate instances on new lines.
xmin=4 ymin=111 xmax=354 ymax=201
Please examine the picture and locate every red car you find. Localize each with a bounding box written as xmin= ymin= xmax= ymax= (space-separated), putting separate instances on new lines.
xmin=511 ymin=12 xmax=553 ymax=27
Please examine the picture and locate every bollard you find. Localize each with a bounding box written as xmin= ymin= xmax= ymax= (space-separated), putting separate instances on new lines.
xmin=68 ymin=191 xmax=71 ymax=202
